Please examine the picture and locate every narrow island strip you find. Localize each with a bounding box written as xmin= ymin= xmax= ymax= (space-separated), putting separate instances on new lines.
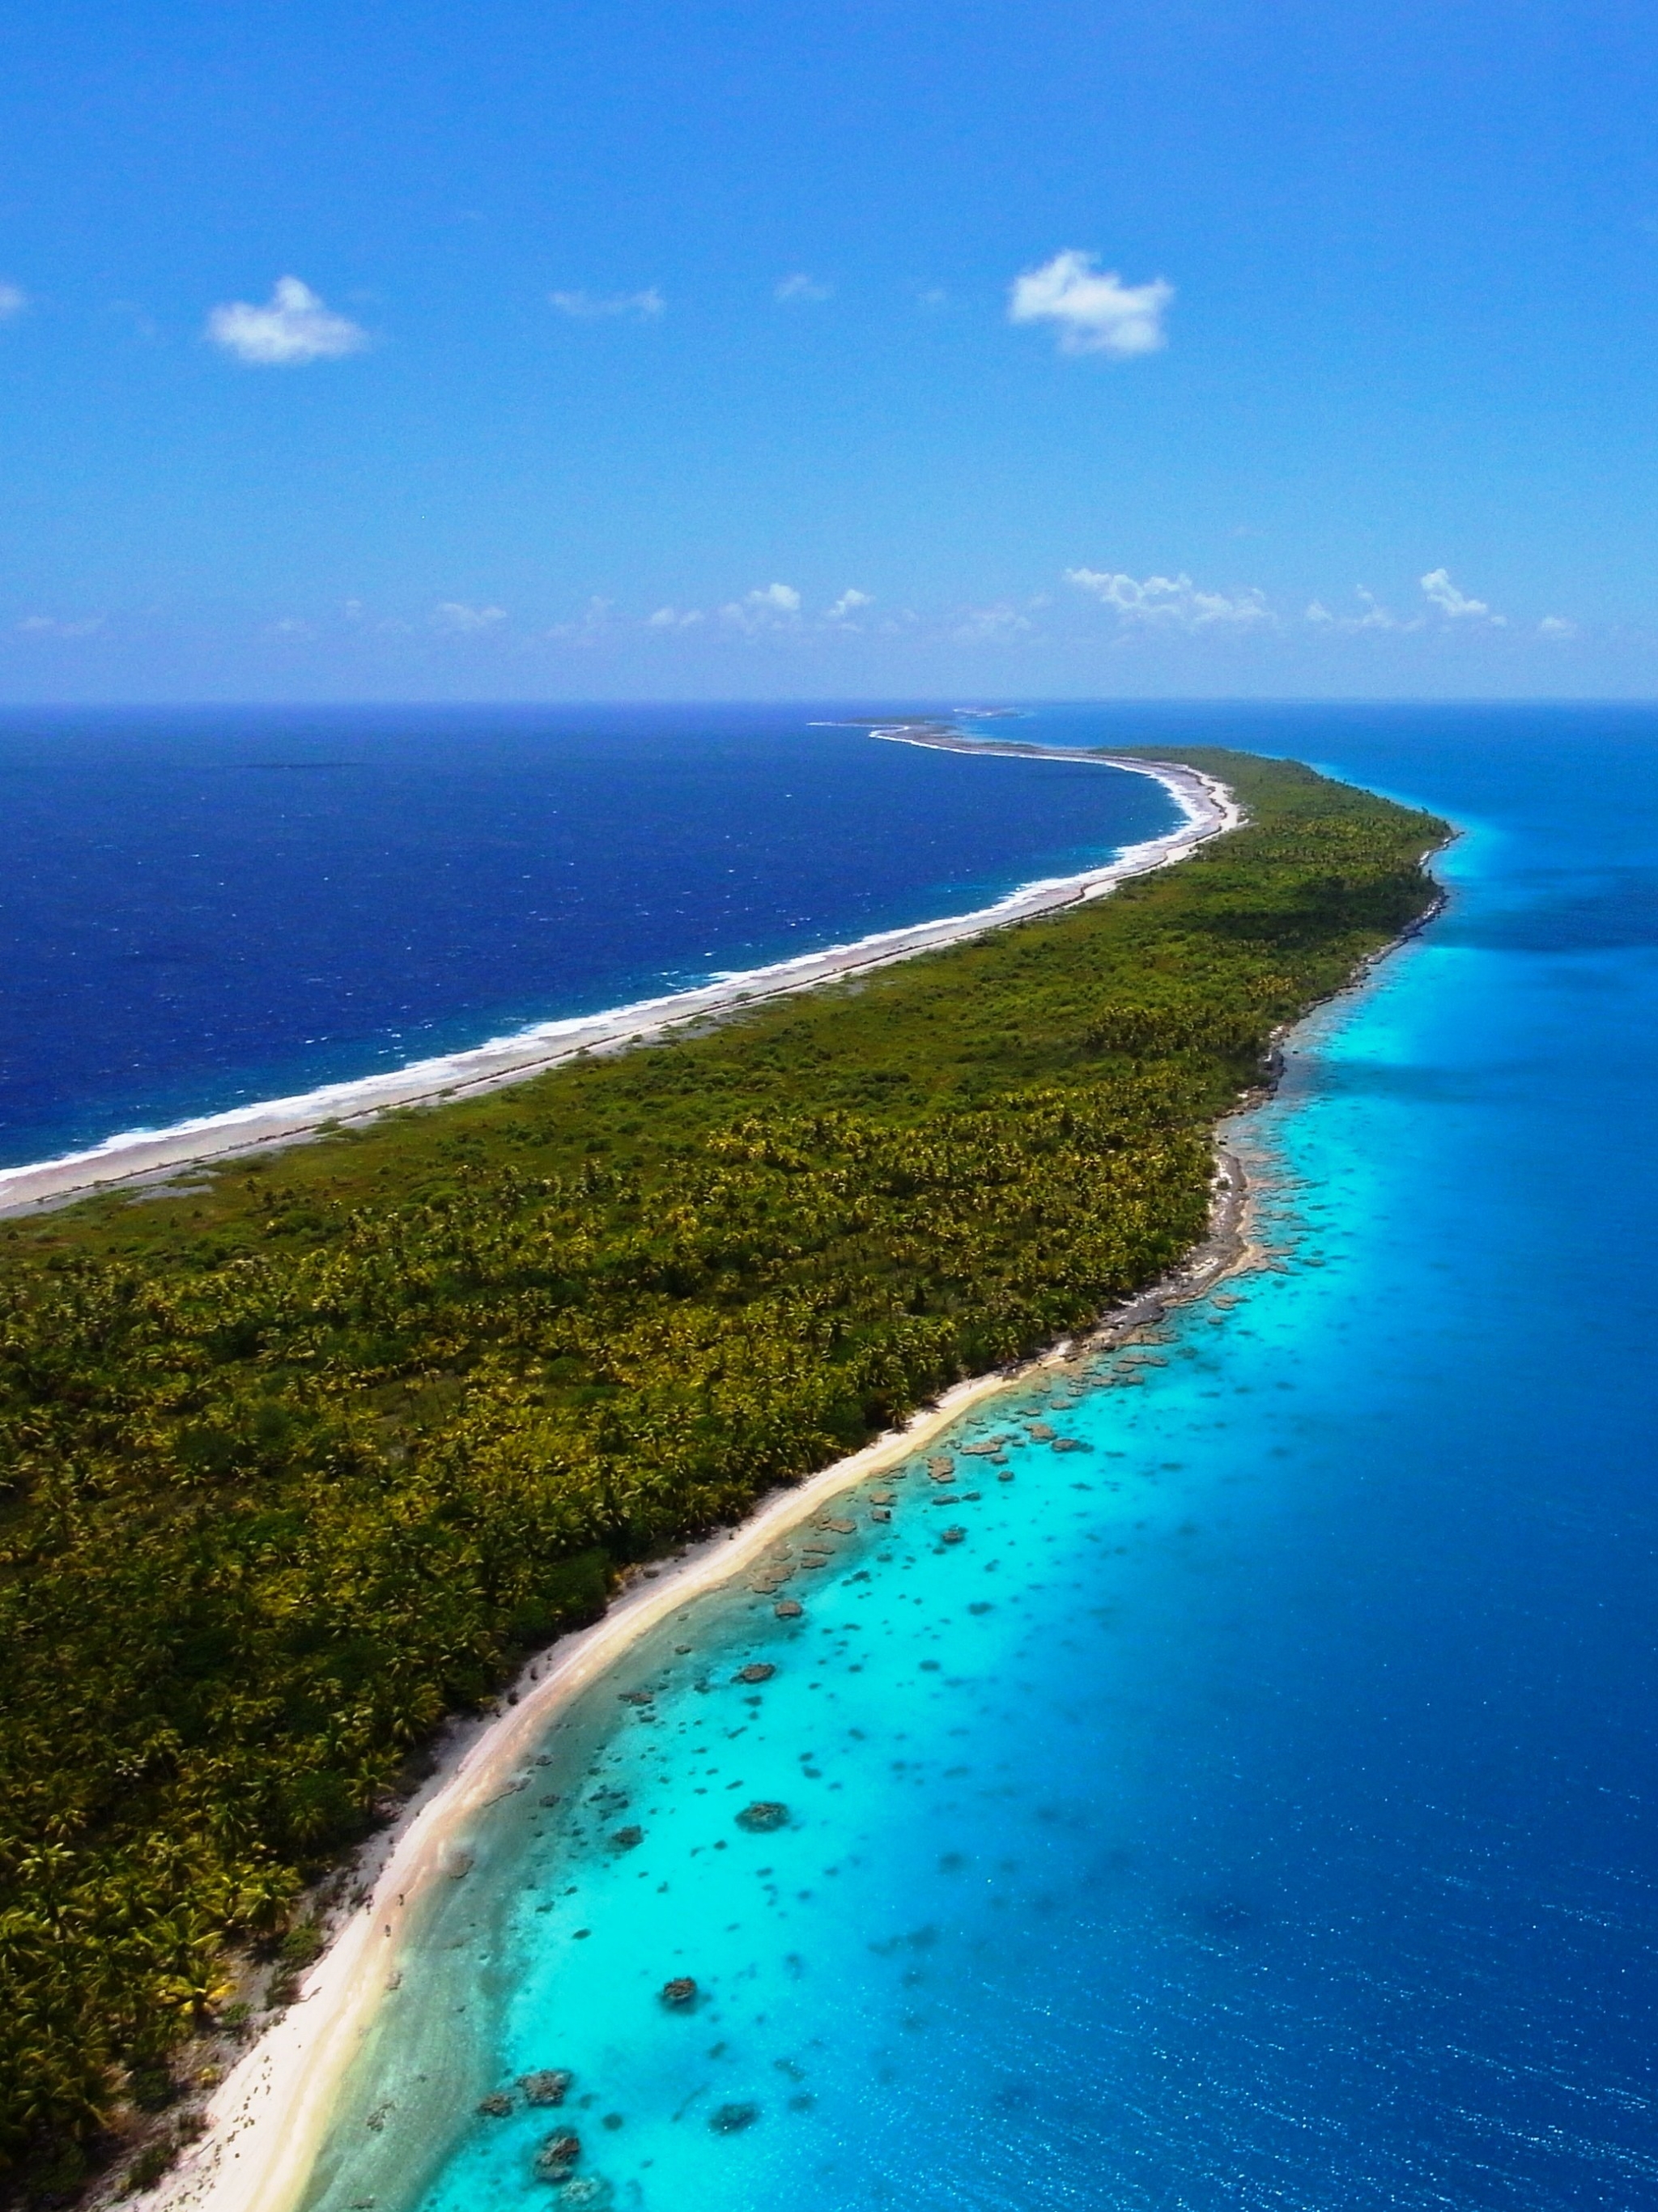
xmin=0 ymin=747 xmax=1450 ymax=2211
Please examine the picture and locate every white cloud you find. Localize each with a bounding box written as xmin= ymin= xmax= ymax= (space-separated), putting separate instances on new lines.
xmin=647 ymin=605 xmax=704 ymax=628
xmin=549 ymin=287 xmax=665 ymax=320
xmin=1009 ymin=251 xmax=1172 ymax=358
xmin=827 ymin=589 xmax=874 ymax=623
xmin=1538 ymin=615 xmax=1578 ymax=639
xmin=1065 ymin=568 xmax=1271 ymax=628
xmin=206 ymin=276 xmax=370 ymax=365
xmin=0 ymin=283 xmax=27 ymax=322
xmin=776 ymin=273 xmax=832 ymax=304
xmin=1420 ymin=568 xmax=1505 ymax=623
xmin=720 ymin=582 xmax=803 ymax=632
xmin=433 ymin=602 xmax=508 ymax=632
xmin=15 ymin=613 xmax=102 ymax=638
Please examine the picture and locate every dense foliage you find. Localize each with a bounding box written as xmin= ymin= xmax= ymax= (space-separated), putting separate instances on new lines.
xmin=0 ymin=750 xmax=1444 ymax=2192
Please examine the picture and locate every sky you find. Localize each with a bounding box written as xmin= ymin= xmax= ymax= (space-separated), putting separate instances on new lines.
xmin=2 ymin=0 xmax=1658 ymax=702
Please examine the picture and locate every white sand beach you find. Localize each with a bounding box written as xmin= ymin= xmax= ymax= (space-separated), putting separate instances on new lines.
xmin=122 ymin=751 xmax=1244 ymax=2212
xmin=0 ymin=755 xmax=1238 ymax=1219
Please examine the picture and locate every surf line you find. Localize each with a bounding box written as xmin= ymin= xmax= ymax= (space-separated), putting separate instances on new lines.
xmin=0 ymin=751 xmax=1239 ymax=1219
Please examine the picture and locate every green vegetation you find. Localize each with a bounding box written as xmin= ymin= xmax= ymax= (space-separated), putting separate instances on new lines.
xmin=0 ymin=750 xmax=1445 ymax=2192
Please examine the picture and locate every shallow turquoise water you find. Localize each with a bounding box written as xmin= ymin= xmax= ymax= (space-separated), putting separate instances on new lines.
xmin=303 ymin=716 xmax=1658 ymax=2211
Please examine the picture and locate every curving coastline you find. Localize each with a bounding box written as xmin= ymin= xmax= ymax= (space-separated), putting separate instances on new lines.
xmin=150 ymin=1137 xmax=1261 ymax=2212
xmin=0 ymin=753 xmax=1235 ymax=1220
xmin=120 ymin=751 xmax=1454 ymax=2212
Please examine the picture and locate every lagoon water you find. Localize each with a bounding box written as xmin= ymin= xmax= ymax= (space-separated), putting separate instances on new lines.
xmin=289 ymin=708 xmax=1658 ymax=2212
xmin=0 ymin=705 xmax=1175 ymax=1168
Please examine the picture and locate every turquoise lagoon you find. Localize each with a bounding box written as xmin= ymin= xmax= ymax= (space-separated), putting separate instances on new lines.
xmin=303 ymin=714 xmax=1658 ymax=2212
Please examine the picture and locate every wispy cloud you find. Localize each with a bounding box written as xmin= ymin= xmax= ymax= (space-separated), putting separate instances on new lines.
xmin=1420 ymin=567 xmax=1505 ymax=623
xmin=0 ymin=283 xmax=28 ymax=323
xmin=647 ymin=605 xmax=704 ymax=629
xmin=1065 ymin=568 xmax=1270 ymax=628
xmin=546 ymin=598 xmax=617 ymax=644
xmin=827 ymin=589 xmax=874 ymax=623
xmin=1305 ymin=588 xmax=1415 ymax=632
xmin=775 ymin=273 xmax=832 ymax=304
xmin=206 ymin=276 xmax=370 ymax=365
xmin=1537 ymin=615 xmax=1578 ymax=639
xmin=432 ymin=601 xmax=507 ymax=632
xmin=954 ymin=601 xmax=1038 ymax=644
xmin=549 ymin=287 xmax=665 ymax=320
xmin=1010 ymin=252 xmax=1172 ymax=358
xmin=15 ymin=613 xmax=103 ymax=638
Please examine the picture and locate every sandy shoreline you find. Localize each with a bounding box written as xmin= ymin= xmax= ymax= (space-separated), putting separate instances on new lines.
xmin=0 ymin=752 xmax=1238 ymax=1220
xmin=153 ymin=1134 xmax=1257 ymax=2212
xmin=125 ymin=747 xmax=1244 ymax=2212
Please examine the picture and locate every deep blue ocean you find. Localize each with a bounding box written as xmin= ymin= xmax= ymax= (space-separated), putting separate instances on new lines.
xmin=0 ymin=704 xmax=1176 ymax=1168
xmin=276 ymin=704 xmax=1658 ymax=2212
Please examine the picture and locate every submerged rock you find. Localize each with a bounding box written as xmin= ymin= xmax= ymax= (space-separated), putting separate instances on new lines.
xmin=708 ymin=2102 xmax=760 ymax=2134
xmin=610 ymin=1825 xmax=644 ymax=1851
xmin=774 ymin=1599 xmax=803 ymax=1619
xmin=476 ymin=2091 xmax=513 ymax=2117
xmin=870 ymin=1506 xmax=891 ymax=1523
xmin=736 ymin=1801 xmax=789 ymax=1832
xmin=941 ymin=1525 xmax=967 ymax=1545
xmin=659 ymin=1976 xmax=699 ymax=2009
xmin=555 ymin=2180 xmax=613 ymax=2210
xmin=521 ymin=2069 xmax=573 ymax=2107
xmin=735 ymin=1663 xmax=776 ymax=1684
xmin=533 ymin=2130 xmax=581 ymax=2180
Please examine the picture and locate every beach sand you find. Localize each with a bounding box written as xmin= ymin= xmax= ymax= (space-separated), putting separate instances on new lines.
xmin=116 ymin=751 xmax=1242 ymax=2212
xmin=151 ymin=1138 xmax=1256 ymax=2212
xmin=0 ymin=755 xmax=1236 ymax=1219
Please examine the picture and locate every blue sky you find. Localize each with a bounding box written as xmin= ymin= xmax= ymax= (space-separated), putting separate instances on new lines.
xmin=3 ymin=0 xmax=1657 ymax=700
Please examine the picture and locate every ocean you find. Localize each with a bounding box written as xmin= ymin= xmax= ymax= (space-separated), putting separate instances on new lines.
xmin=278 ymin=704 xmax=1658 ymax=2212
xmin=0 ymin=704 xmax=1175 ymax=1170
xmin=17 ymin=702 xmax=1658 ymax=2207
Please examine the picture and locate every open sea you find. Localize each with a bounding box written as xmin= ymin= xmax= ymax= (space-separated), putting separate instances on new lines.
xmin=0 ymin=704 xmax=1177 ymax=1169
xmin=18 ymin=702 xmax=1658 ymax=2207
